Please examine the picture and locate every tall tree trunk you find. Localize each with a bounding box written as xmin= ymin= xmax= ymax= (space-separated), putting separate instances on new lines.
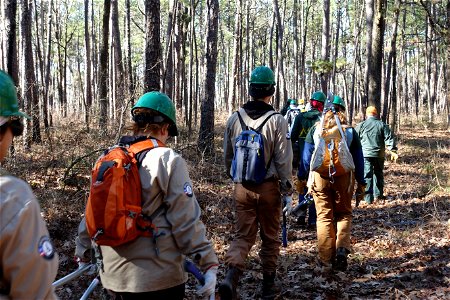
xmin=21 ymin=0 xmax=40 ymax=144
xmin=273 ymin=0 xmax=287 ymax=109
xmin=349 ymin=3 xmax=364 ymax=123
xmin=447 ymin=0 xmax=450 ymax=129
xmin=299 ymin=1 xmax=311 ymax=98
xmin=173 ymin=2 xmax=183 ymax=110
xmin=84 ymin=0 xmax=92 ymax=132
xmin=382 ymin=0 xmax=400 ymax=123
xmin=293 ymin=0 xmax=299 ymax=96
xmin=163 ymin=0 xmax=176 ymax=100
xmin=227 ymin=0 xmax=241 ymax=116
xmin=198 ymin=0 xmax=219 ymax=153
xmin=43 ymin=0 xmax=52 ymax=130
xmin=125 ymin=0 xmax=135 ymax=104
xmin=331 ymin=0 xmax=342 ymax=93
xmin=111 ymin=0 xmax=124 ymax=118
xmin=144 ymin=0 xmax=161 ymax=92
xmin=367 ymin=0 xmax=387 ymax=112
xmin=98 ymin=0 xmax=111 ymax=129
xmin=320 ymin=0 xmax=330 ymax=93
xmin=4 ymin=0 xmax=19 ymax=84
xmin=364 ymin=0 xmax=374 ymax=109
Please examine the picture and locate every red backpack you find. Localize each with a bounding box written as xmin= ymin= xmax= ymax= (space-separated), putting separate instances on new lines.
xmin=85 ymin=138 xmax=165 ymax=247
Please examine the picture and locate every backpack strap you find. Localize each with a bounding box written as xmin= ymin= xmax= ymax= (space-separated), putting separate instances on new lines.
xmin=128 ymin=138 xmax=166 ymax=155
xmin=236 ymin=111 xmax=248 ymax=131
xmin=256 ymin=111 xmax=279 ymax=132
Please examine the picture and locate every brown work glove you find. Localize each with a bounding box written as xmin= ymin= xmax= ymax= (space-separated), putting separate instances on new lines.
xmin=355 ymin=182 xmax=366 ymax=207
xmin=296 ymin=179 xmax=307 ymax=194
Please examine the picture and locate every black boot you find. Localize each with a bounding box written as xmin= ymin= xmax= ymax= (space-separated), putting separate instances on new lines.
xmin=218 ymin=266 xmax=242 ymax=300
xmin=333 ymin=247 xmax=350 ymax=271
xmin=262 ymin=272 xmax=280 ymax=299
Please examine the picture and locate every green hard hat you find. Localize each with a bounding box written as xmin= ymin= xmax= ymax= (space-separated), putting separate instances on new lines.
xmin=131 ymin=91 xmax=178 ymax=136
xmin=310 ymin=91 xmax=326 ymax=103
xmin=249 ymin=66 xmax=276 ymax=85
xmin=289 ymin=99 xmax=297 ymax=105
xmin=0 ymin=70 xmax=30 ymax=119
xmin=332 ymin=95 xmax=346 ymax=109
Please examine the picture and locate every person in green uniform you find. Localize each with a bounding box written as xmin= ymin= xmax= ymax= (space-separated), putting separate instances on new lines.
xmin=290 ymin=91 xmax=326 ymax=226
xmin=355 ymin=106 xmax=398 ymax=204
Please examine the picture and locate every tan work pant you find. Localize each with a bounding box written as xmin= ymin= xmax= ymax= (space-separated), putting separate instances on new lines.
xmin=224 ymin=180 xmax=281 ymax=273
xmin=312 ymin=172 xmax=354 ymax=265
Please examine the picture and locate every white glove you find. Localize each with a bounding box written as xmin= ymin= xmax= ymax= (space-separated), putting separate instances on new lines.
xmin=75 ymin=257 xmax=96 ymax=275
xmin=196 ymin=266 xmax=218 ymax=299
xmin=282 ymin=195 xmax=293 ymax=216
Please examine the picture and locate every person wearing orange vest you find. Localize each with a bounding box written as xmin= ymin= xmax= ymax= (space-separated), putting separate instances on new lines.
xmin=0 ymin=70 xmax=59 ymax=299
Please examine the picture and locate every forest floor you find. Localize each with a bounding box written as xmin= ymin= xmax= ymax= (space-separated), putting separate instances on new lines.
xmin=4 ymin=119 xmax=449 ymax=300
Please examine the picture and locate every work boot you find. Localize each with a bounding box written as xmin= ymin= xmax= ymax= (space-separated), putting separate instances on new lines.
xmin=261 ymin=272 xmax=280 ymax=299
xmin=333 ymin=247 xmax=350 ymax=272
xmin=218 ymin=266 xmax=242 ymax=300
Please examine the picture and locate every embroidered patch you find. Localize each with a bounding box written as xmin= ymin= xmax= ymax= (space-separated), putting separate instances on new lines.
xmin=38 ymin=236 xmax=55 ymax=260
xmin=183 ymin=182 xmax=193 ymax=197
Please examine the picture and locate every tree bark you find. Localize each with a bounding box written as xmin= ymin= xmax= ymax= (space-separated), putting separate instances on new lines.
xmin=4 ymin=0 xmax=19 ymax=84
xmin=367 ymin=0 xmax=387 ymax=112
xmin=125 ymin=0 xmax=135 ymax=104
xmin=144 ymin=0 xmax=161 ymax=92
xmin=111 ymin=0 xmax=124 ymax=116
xmin=320 ymin=0 xmax=330 ymax=93
xmin=21 ymin=0 xmax=40 ymax=144
xmin=163 ymin=0 xmax=176 ymax=100
xmin=98 ymin=0 xmax=111 ymax=129
xmin=43 ymin=0 xmax=52 ymax=130
xmin=382 ymin=0 xmax=400 ymax=123
xmin=198 ymin=0 xmax=219 ymax=153
xmin=227 ymin=0 xmax=241 ymax=116
xmin=84 ymin=0 xmax=92 ymax=131
xmin=273 ymin=0 xmax=287 ymax=109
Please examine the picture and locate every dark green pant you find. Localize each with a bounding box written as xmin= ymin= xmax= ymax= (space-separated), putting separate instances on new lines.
xmin=363 ymin=157 xmax=385 ymax=203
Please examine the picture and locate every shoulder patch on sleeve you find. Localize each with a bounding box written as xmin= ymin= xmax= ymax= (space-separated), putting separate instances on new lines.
xmin=183 ymin=182 xmax=193 ymax=197
xmin=38 ymin=236 xmax=55 ymax=260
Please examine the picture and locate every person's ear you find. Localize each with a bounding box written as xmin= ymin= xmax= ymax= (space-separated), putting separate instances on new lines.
xmin=161 ymin=123 xmax=170 ymax=136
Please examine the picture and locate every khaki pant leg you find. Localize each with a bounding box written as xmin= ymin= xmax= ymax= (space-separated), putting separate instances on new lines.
xmin=256 ymin=181 xmax=281 ymax=273
xmin=312 ymin=172 xmax=336 ymax=264
xmin=333 ymin=174 xmax=354 ymax=250
xmin=224 ymin=184 xmax=259 ymax=270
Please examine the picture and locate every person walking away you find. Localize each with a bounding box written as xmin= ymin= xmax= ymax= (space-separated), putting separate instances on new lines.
xmin=355 ymin=106 xmax=398 ymax=205
xmin=0 ymin=70 xmax=59 ymax=299
xmin=290 ymin=91 xmax=326 ymax=227
xmin=284 ymin=99 xmax=301 ymax=139
xmin=297 ymin=96 xmax=366 ymax=272
xmin=75 ymin=91 xmax=218 ymax=300
xmin=220 ymin=66 xmax=293 ymax=300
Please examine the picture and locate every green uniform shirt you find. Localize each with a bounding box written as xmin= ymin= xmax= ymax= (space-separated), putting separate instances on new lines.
xmin=290 ymin=110 xmax=321 ymax=155
xmin=355 ymin=116 xmax=397 ymax=158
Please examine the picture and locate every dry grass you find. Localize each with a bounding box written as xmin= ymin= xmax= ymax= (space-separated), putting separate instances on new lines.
xmin=2 ymin=115 xmax=449 ymax=299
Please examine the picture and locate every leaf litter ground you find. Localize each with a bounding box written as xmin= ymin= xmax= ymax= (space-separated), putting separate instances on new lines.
xmin=4 ymin=123 xmax=449 ymax=299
